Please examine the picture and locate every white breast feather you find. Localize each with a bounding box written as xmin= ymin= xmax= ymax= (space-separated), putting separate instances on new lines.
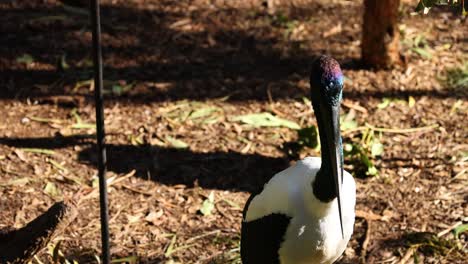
xmin=244 ymin=157 xmax=356 ymax=264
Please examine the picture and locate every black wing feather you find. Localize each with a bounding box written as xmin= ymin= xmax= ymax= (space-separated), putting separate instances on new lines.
xmin=241 ymin=191 xmax=291 ymax=264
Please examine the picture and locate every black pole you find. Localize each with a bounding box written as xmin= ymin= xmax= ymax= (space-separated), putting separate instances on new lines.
xmin=90 ymin=0 xmax=110 ymax=263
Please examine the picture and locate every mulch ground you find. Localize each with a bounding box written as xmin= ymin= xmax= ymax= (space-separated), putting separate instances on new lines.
xmin=0 ymin=0 xmax=466 ymax=263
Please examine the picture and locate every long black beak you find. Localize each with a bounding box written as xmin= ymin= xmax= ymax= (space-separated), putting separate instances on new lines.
xmin=321 ymin=104 xmax=344 ymax=238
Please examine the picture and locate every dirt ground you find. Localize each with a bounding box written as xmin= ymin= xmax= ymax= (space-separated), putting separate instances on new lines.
xmin=0 ymin=0 xmax=466 ymax=263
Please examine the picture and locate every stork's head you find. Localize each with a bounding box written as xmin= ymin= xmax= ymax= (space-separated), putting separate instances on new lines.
xmin=309 ymin=55 xmax=345 ymax=237
xmin=310 ymin=55 xmax=344 ymax=106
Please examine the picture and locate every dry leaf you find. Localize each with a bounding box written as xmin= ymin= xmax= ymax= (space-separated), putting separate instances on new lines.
xmin=127 ymin=213 xmax=144 ymax=224
xmin=14 ymin=149 xmax=27 ymax=162
xmin=323 ymin=23 xmax=342 ymax=38
xmin=145 ymin=210 xmax=164 ymax=225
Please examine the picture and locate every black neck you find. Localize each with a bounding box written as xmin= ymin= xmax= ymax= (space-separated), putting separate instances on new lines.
xmin=312 ymin=103 xmax=339 ymax=203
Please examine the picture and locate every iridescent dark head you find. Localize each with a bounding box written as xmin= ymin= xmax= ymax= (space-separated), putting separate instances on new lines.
xmin=310 ymin=55 xmax=344 ymax=106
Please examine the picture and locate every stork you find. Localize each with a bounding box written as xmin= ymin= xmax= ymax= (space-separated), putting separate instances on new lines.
xmin=241 ymin=55 xmax=356 ymax=264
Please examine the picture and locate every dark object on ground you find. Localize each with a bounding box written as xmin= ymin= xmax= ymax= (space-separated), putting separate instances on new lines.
xmin=0 ymin=202 xmax=69 ymax=264
xmin=57 ymin=0 xmax=89 ymax=8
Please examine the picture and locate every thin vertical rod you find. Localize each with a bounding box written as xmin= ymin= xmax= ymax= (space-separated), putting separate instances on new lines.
xmin=90 ymin=0 xmax=110 ymax=263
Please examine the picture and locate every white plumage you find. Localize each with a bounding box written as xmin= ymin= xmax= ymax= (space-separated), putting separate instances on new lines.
xmin=244 ymin=157 xmax=356 ymax=264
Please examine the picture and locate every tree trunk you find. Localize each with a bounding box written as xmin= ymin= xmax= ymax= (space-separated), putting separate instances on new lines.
xmin=362 ymin=0 xmax=402 ymax=69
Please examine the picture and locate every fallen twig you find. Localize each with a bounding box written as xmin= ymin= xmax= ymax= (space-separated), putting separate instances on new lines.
xmin=266 ymin=85 xmax=287 ymax=117
xmin=437 ymin=221 xmax=463 ymax=237
xmin=75 ymin=170 xmax=136 ymax=205
xmin=107 ymin=169 xmax=136 ymax=186
xmin=360 ymin=220 xmax=372 ymax=264
xmin=120 ymin=184 xmax=154 ymax=196
xmin=185 ymin=230 xmax=220 ymax=244
xmin=398 ymin=246 xmax=417 ymax=264
xmin=356 ymin=210 xmax=390 ymax=222
xmin=365 ymin=123 xmax=439 ymax=134
xmin=342 ymin=101 xmax=368 ymax=114
xmin=342 ymin=123 xmax=439 ymax=136
xmin=28 ymin=116 xmax=63 ymax=124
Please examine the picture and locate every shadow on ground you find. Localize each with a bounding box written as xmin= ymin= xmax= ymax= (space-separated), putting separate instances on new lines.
xmin=1 ymin=2 xmax=461 ymax=104
xmin=0 ymin=135 xmax=289 ymax=192
xmin=81 ymin=144 xmax=289 ymax=192
xmin=0 ymin=3 xmax=318 ymax=102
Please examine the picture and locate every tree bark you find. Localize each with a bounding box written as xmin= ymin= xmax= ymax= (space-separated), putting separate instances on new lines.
xmin=362 ymin=0 xmax=402 ymax=69
xmin=0 ymin=202 xmax=69 ymax=264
